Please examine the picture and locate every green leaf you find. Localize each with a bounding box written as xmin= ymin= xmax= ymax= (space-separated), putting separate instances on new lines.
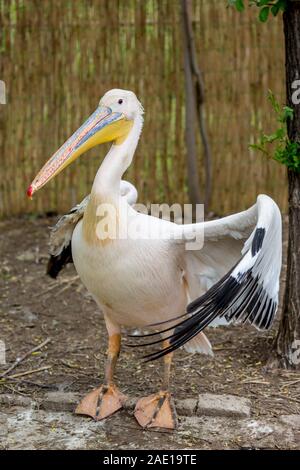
xmin=282 ymin=106 xmax=294 ymax=121
xmin=274 ymin=128 xmax=285 ymax=140
xmin=277 ymin=0 xmax=287 ymax=12
xmin=259 ymin=6 xmax=270 ymax=22
xmin=251 ymin=90 xmax=300 ymax=172
xmin=228 ymin=0 xmax=244 ymax=11
xmin=270 ymin=0 xmax=287 ymax=16
xmin=235 ymin=0 xmax=245 ymax=12
xmin=258 ymin=0 xmax=271 ymax=6
xmin=271 ymin=3 xmax=280 ymax=16
xmin=249 ymin=143 xmax=270 ymax=155
xmin=268 ymin=90 xmax=280 ymax=114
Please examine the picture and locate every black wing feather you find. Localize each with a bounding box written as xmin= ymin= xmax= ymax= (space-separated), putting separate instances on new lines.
xmin=46 ymin=243 xmax=73 ymax=279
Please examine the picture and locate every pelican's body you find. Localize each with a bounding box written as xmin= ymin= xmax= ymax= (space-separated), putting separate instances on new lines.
xmin=72 ymin=223 xmax=187 ymax=327
xmin=28 ymin=89 xmax=282 ymax=430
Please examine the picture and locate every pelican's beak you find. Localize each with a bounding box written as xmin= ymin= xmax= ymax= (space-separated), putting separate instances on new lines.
xmin=27 ymin=106 xmax=132 ymax=197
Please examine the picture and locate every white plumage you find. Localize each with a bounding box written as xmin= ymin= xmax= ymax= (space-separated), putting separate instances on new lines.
xmin=49 ymin=185 xmax=282 ymax=357
xmin=49 ymin=180 xmax=137 ymax=257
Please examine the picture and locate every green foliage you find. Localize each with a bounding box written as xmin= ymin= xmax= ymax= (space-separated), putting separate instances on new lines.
xmin=250 ymin=92 xmax=300 ymax=172
xmin=228 ymin=0 xmax=287 ymax=21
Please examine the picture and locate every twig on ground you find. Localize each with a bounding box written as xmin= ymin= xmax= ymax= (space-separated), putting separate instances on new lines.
xmin=33 ymin=282 xmax=58 ymax=297
xmin=272 ymin=393 xmax=300 ymax=405
xmin=3 ymin=366 xmax=52 ymax=379
xmin=0 ymin=337 xmax=51 ymax=378
xmin=55 ymin=276 xmax=80 ymax=297
xmin=34 ymin=276 xmax=79 ymax=298
xmin=280 ymin=379 xmax=300 ymax=387
xmin=242 ymin=379 xmax=270 ymax=385
xmin=1 ymin=376 xmax=55 ymax=389
xmin=2 ymin=383 xmax=30 ymax=397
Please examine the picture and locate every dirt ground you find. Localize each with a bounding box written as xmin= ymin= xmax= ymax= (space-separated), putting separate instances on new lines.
xmin=0 ymin=215 xmax=300 ymax=450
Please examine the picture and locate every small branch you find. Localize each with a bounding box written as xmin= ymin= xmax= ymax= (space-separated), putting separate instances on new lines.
xmin=34 ymin=275 xmax=79 ymax=298
xmin=0 ymin=376 xmax=56 ymax=389
xmin=55 ymin=276 xmax=80 ymax=297
xmin=3 ymin=366 xmax=52 ymax=379
xmin=272 ymin=393 xmax=300 ymax=405
xmin=281 ymin=378 xmax=300 ymax=386
xmin=242 ymin=379 xmax=270 ymax=385
xmin=0 ymin=338 xmax=51 ymax=378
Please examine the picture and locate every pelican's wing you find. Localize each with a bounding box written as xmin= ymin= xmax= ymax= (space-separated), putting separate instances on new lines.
xmin=120 ymin=180 xmax=138 ymax=206
xmin=47 ymin=180 xmax=138 ymax=278
xmin=141 ymin=194 xmax=282 ymax=360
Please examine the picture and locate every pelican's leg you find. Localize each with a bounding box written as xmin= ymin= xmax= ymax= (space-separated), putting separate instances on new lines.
xmin=134 ymin=340 xmax=178 ymax=430
xmin=75 ymin=316 xmax=126 ymax=421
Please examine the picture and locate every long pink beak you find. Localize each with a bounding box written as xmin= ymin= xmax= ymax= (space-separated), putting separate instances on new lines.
xmin=27 ymin=105 xmax=123 ymax=198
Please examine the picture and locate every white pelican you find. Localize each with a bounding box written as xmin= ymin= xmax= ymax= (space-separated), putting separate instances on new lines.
xmin=27 ymin=89 xmax=282 ymax=430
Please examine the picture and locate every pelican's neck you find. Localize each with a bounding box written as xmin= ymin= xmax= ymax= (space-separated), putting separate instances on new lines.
xmin=91 ymin=114 xmax=143 ymax=202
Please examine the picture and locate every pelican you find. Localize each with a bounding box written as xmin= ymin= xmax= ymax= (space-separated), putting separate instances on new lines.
xmin=27 ymin=89 xmax=282 ymax=430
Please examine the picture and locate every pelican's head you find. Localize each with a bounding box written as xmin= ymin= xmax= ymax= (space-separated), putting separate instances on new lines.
xmin=27 ymin=89 xmax=143 ymax=197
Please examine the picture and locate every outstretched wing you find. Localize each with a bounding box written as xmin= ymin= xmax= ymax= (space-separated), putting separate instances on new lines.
xmin=47 ymin=180 xmax=138 ymax=278
xmin=137 ymin=194 xmax=282 ymax=360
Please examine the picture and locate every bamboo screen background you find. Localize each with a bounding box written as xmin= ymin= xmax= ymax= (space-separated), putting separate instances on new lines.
xmin=0 ymin=0 xmax=286 ymax=217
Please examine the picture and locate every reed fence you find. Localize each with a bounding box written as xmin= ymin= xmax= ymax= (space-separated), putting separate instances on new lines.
xmin=0 ymin=0 xmax=287 ymax=217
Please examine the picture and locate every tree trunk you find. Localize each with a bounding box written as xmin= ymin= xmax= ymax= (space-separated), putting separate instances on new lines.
xmin=181 ymin=0 xmax=212 ymax=210
xmin=180 ymin=0 xmax=212 ymax=215
xmin=181 ymin=0 xmax=202 ymax=210
xmin=273 ymin=1 xmax=300 ymax=368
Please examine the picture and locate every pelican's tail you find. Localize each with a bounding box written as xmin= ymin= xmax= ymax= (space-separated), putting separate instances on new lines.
xmin=184 ymin=331 xmax=213 ymax=356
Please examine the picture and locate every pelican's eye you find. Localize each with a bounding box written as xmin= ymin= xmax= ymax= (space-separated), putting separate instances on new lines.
xmin=118 ymin=99 xmax=123 ymax=105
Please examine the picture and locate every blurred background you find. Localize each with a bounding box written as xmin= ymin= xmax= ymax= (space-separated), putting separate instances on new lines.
xmin=0 ymin=0 xmax=286 ymax=218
